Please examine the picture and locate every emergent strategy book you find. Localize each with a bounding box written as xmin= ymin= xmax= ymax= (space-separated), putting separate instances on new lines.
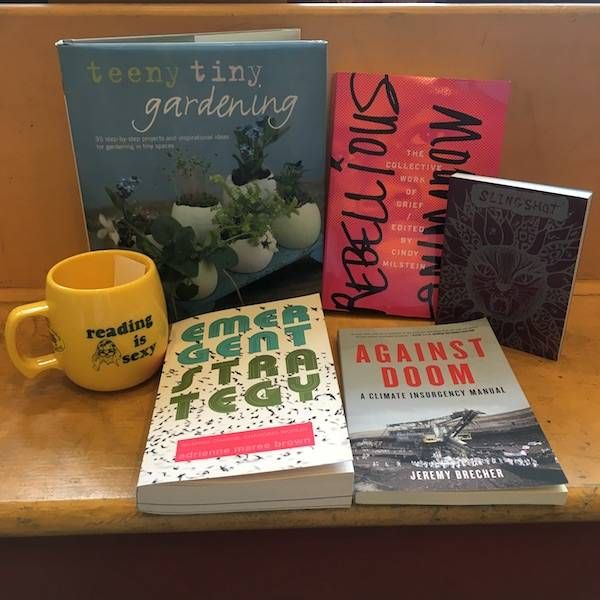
xmin=56 ymin=30 xmax=327 ymax=321
xmin=322 ymin=73 xmax=510 ymax=319
xmin=137 ymin=293 xmax=353 ymax=514
xmin=436 ymin=174 xmax=592 ymax=360
xmin=338 ymin=319 xmax=567 ymax=505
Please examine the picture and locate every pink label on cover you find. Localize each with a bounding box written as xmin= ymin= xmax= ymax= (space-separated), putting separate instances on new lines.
xmin=175 ymin=422 xmax=315 ymax=462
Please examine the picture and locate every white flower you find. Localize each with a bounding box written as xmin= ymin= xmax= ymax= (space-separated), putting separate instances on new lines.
xmin=97 ymin=214 xmax=119 ymax=245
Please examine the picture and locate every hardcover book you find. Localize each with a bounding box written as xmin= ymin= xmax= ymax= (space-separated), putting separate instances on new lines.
xmin=322 ymin=72 xmax=510 ymax=319
xmin=338 ymin=319 xmax=567 ymax=505
xmin=137 ymin=293 xmax=353 ymax=514
xmin=56 ymin=30 xmax=327 ymax=321
xmin=436 ymin=174 xmax=592 ymax=360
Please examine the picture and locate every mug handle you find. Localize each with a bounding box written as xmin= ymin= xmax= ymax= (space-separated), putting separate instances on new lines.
xmin=5 ymin=301 xmax=61 ymax=378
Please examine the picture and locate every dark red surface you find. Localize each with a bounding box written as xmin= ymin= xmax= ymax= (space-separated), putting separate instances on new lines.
xmin=1 ymin=523 xmax=599 ymax=599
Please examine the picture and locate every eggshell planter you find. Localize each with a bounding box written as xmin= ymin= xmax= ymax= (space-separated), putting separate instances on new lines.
xmin=222 ymin=171 xmax=277 ymax=206
xmin=191 ymin=260 xmax=218 ymax=299
xmin=171 ymin=203 xmax=219 ymax=244
xmin=271 ymin=203 xmax=321 ymax=249
xmin=229 ymin=233 xmax=276 ymax=273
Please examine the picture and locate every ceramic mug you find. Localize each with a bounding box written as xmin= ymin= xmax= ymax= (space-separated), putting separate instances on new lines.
xmin=5 ymin=250 xmax=169 ymax=391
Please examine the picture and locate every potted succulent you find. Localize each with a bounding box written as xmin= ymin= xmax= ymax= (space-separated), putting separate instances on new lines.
xmin=223 ymin=117 xmax=288 ymax=205
xmin=167 ymin=149 xmax=220 ymax=244
xmin=212 ymin=175 xmax=294 ymax=273
xmin=271 ymin=161 xmax=321 ymax=249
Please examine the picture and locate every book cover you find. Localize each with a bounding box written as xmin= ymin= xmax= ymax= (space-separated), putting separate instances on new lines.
xmin=436 ymin=174 xmax=592 ymax=360
xmin=338 ymin=319 xmax=567 ymax=504
xmin=137 ymin=293 xmax=353 ymax=513
xmin=322 ymin=73 xmax=510 ymax=319
xmin=56 ymin=32 xmax=327 ymax=321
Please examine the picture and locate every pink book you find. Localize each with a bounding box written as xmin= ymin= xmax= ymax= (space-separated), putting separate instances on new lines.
xmin=322 ymin=73 xmax=510 ymax=318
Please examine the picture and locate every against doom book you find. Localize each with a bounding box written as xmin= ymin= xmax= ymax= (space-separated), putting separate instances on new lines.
xmin=338 ymin=319 xmax=567 ymax=505
xmin=322 ymin=73 xmax=510 ymax=319
xmin=435 ymin=174 xmax=592 ymax=360
xmin=137 ymin=293 xmax=353 ymax=514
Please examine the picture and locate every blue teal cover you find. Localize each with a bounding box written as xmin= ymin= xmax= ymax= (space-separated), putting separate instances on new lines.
xmin=57 ymin=39 xmax=327 ymax=319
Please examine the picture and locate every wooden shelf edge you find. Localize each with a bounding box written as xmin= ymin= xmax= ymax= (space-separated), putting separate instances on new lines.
xmin=2 ymin=486 xmax=599 ymax=537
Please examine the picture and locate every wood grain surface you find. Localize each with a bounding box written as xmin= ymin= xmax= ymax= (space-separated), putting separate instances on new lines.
xmin=1 ymin=4 xmax=600 ymax=289
xmin=0 ymin=282 xmax=598 ymax=537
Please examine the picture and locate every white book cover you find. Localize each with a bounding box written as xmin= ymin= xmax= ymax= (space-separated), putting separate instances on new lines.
xmin=338 ymin=319 xmax=567 ymax=504
xmin=137 ymin=293 xmax=353 ymax=499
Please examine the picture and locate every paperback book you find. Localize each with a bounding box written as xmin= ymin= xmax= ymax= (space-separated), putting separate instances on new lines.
xmin=436 ymin=174 xmax=592 ymax=360
xmin=137 ymin=293 xmax=353 ymax=514
xmin=322 ymin=72 xmax=510 ymax=319
xmin=56 ymin=30 xmax=327 ymax=320
xmin=338 ymin=319 xmax=567 ymax=505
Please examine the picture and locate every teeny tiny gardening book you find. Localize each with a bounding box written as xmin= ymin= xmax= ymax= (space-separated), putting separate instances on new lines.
xmin=56 ymin=30 xmax=327 ymax=320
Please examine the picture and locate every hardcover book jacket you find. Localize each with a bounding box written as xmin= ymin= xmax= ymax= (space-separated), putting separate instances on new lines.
xmin=138 ymin=294 xmax=352 ymax=488
xmin=56 ymin=34 xmax=327 ymax=319
xmin=322 ymin=73 xmax=510 ymax=319
xmin=338 ymin=320 xmax=566 ymax=494
xmin=436 ymin=175 xmax=591 ymax=360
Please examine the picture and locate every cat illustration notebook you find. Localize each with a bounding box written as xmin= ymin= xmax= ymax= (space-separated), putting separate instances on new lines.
xmin=435 ymin=174 xmax=592 ymax=360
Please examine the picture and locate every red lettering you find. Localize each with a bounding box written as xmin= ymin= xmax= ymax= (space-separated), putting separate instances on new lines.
xmin=449 ymin=340 xmax=468 ymax=359
xmin=426 ymin=365 xmax=444 ymax=386
xmin=448 ymin=363 xmax=475 ymax=384
xmin=467 ymin=337 xmax=485 ymax=357
xmin=375 ymin=344 xmax=391 ymax=362
xmin=427 ymin=342 xmax=448 ymax=360
xmin=404 ymin=366 xmax=421 ymax=387
xmin=355 ymin=344 xmax=371 ymax=363
xmin=381 ymin=367 xmax=399 ymax=387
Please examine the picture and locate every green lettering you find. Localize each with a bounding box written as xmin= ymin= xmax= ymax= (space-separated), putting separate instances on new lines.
xmin=209 ymin=316 xmax=250 ymax=338
xmin=248 ymin=355 xmax=277 ymax=380
xmin=211 ymin=358 xmax=239 ymax=385
xmin=181 ymin=322 xmax=205 ymax=342
xmin=254 ymin=309 xmax=277 ymax=328
xmin=245 ymin=381 xmax=281 ymax=408
xmin=108 ymin=67 xmax=122 ymax=84
xmin=282 ymin=304 xmax=309 ymax=325
xmin=208 ymin=387 xmax=237 ymax=413
xmin=286 ymin=349 xmax=318 ymax=374
xmin=284 ymin=323 xmax=312 ymax=346
xmin=128 ymin=66 xmax=142 ymax=83
xmin=216 ymin=336 xmax=241 ymax=358
xmin=171 ymin=365 xmax=203 ymax=393
xmin=86 ymin=60 xmax=102 ymax=84
xmin=248 ymin=331 xmax=279 ymax=354
xmin=289 ymin=373 xmax=320 ymax=402
xmin=170 ymin=391 xmax=199 ymax=420
xmin=178 ymin=344 xmax=209 ymax=365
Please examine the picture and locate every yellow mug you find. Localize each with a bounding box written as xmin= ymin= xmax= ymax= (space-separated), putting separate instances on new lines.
xmin=5 ymin=250 xmax=169 ymax=391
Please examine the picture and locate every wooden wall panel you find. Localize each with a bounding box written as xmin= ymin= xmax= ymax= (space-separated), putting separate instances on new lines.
xmin=1 ymin=5 xmax=599 ymax=287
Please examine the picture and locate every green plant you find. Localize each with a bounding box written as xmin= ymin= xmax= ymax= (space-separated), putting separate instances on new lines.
xmin=275 ymin=161 xmax=313 ymax=208
xmin=105 ymin=176 xmax=237 ymax=320
xmin=166 ymin=149 xmax=219 ymax=208
xmin=211 ymin=175 xmax=295 ymax=246
xmin=231 ymin=117 xmax=289 ymax=186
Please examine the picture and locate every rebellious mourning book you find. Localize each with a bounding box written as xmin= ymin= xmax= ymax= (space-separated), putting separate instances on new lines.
xmin=137 ymin=293 xmax=353 ymax=514
xmin=322 ymin=73 xmax=510 ymax=319
xmin=56 ymin=30 xmax=327 ymax=320
xmin=338 ymin=319 xmax=567 ymax=505
xmin=436 ymin=174 xmax=592 ymax=360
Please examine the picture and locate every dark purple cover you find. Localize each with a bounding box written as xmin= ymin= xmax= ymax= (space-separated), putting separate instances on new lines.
xmin=435 ymin=176 xmax=590 ymax=360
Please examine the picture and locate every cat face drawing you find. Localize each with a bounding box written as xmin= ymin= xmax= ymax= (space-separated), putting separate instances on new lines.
xmin=466 ymin=245 xmax=547 ymax=322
